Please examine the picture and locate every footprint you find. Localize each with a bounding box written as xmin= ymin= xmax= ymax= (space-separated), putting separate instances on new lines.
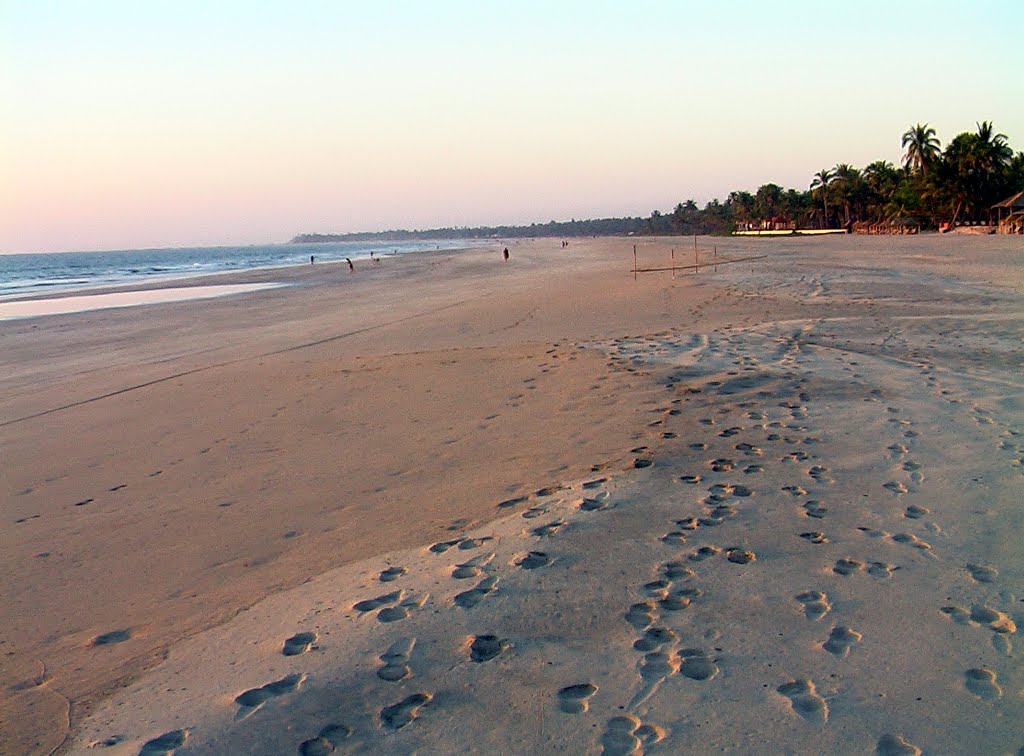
xmin=629 ymin=651 xmax=681 ymax=707
xmin=282 ymin=632 xmax=317 ymax=656
xmin=883 ymin=481 xmax=908 ymax=495
xmin=497 ymin=496 xmax=528 ymax=509
xmin=380 ymin=692 xmax=432 ymax=729
xmin=139 ymin=729 xmax=189 ymax=753
xmin=876 ymin=734 xmax=921 ymax=756
xmin=634 ymin=626 xmax=676 ymax=652
xmin=822 ymin=626 xmax=862 ymax=657
xmin=891 ymin=533 xmax=931 ymax=550
xmin=378 ymin=593 xmax=429 ymax=623
xmin=969 ymin=605 xmax=1017 ymax=634
xmin=940 ymin=605 xmax=971 ymax=625
xmin=92 ymin=629 xmax=131 ymax=646
xmin=807 ymin=465 xmax=831 ymax=482
xmin=353 ymin=590 xmax=403 ymax=613
xmin=777 ymin=679 xmax=828 ymax=723
xmin=725 ymin=547 xmax=756 ymax=565
xmin=660 ymin=589 xmax=697 ymax=612
xmin=429 ymin=538 xmax=463 ymax=553
xmin=557 ymin=682 xmax=598 ymax=714
xmin=516 ymin=551 xmax=552 ymax=570
xmin=470 ymin=634 xmax=508 ymax=662
xmin=531 ymin=520 xmax=565 ymax=538
xmin=710 ymin=458 xmax=734 ymax=472
xmin=796 ymin=591 xmax=831 ymax=620
xmin=833 ymin=558 xmax=865 ymax=576
xmin=678 ymin=648 xmax=719 ymax=680
xmin=867 ymin=562 xmax=895 ymax=579
xmin=661 ymin=530 xmax=689 ymax=545
xmin=964 ymin=668 xmax=1002 ymax=700
xmin=743 ymin=464 xmax=764 ymax=474
xmin=458 ymin=537 xmax=493 ymax=550
xmin=782 ymin=485 xmax=808 ymax=497
xmin=800 ymin=531 xmax=828 ymax=544
xmin=139 ymin=730 xmax=189 ymax=756
xmin=858 ymin=526 xmax=890 ymax=539
xmin=688 ymin=545 xmax=721 ymax=562
xmin=904 ymin=505 xmax=929 ymax=520
xmin=579 ymin=497 xmax=609 ymax=512
xmin=662 ymin=561 xmax=694 ymax=579
xmin=454 ymin=577 xmax=498 ymax=609
xmin=679 ymin=474 xmax=702 ymax=484
xmin=966 ymin=563 xmax=997 ymax=583
xmin=626 ymin=602 xmax=657 ymax=630
xmin=235 ymin=673 xmax=305 ymax=718
xmin=582 ymin=478 xmax=608 ymax=490
xmin=379 ymin=565 xmax=408 ymax=582
xmin=600 ymin=714 xmax=643 ymax=756
xmin=298 ymin=724 xmax=352 ymax=756
xmin=802 ymin=499 xmax=827 ymax=518
xmin=452 ymin=552 xmax=494 ymax=579
xmin=378 ymin=638 xmax=415 ymax=681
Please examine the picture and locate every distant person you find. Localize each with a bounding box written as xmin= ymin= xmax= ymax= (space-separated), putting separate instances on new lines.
xmin=503 ymin=247 xmax=509 ymax=262
xmin=346 ymin=257 xmax=354 ymax=273
xmin=310 ymin=255 xmax=315 ymax=265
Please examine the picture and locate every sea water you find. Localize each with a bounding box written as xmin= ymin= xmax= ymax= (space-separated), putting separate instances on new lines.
xmin=0 ymin=240 xmax=480 ymax=301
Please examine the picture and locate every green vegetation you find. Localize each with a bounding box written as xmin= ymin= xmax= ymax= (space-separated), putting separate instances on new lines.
xmin=293 ymin=121 xmax=1023 ymax=243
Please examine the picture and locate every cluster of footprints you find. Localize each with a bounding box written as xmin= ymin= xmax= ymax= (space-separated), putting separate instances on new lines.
xmin=598 ymin=327 xmax=977 ymax=753
xmin=125 ymin=325 xmax=1020 ymax=755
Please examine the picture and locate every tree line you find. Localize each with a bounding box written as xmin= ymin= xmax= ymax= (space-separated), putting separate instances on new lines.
xmin=644 ymin=121 xmax=1022 ymax=234
xmin=293 ymin=121 xmax=1023 ymax=243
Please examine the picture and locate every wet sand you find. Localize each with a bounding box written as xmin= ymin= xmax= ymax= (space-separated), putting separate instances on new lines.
xmin=1 ymin=236 xmax=1021 ymax=754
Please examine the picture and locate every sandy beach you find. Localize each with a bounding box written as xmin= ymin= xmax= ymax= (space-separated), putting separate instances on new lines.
xmin=2 ymin=235 xmax=1022 ymax=755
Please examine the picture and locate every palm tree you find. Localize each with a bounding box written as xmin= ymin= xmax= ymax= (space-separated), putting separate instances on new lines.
xmin=862 ymin=161 xmax=901 ymax=221
xmin=831 ymin=163 xmax=865 ymax=226
xmin=902 ymin=123 xmax=941 ymax=176
xmin=810 ymin=168 xmax=834 ymax=227
xmin=974 ymin=121 xmax=1012 ymax=175
xmin=728 ymin=191 xmax=755 ymax=228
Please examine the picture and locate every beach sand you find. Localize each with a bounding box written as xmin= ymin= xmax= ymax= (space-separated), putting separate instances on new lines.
xmin=1 ymin=236 xmax=1021 ymax=755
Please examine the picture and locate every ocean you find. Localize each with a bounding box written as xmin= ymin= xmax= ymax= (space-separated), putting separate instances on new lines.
xmin=0 ymin=240 xmax=481 ymax=301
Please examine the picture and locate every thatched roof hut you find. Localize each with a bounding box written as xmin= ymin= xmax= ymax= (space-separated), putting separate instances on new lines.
xmin=993 ymin=191 xmax=1024 ymax=234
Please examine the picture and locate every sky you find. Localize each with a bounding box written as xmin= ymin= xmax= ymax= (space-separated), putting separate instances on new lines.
xmin=2 ymin=0 xmax=1023 ymax=253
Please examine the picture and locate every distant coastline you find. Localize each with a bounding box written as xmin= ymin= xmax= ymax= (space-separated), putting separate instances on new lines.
xmin=291 ymin=217 xmax=651 ymax=244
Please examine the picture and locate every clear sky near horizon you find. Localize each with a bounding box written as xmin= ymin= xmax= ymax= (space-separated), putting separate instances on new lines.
xmin=2 ymin=0 xmax=1023 ymax=253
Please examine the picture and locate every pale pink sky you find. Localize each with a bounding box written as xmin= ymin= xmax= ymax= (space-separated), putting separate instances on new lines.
xmin=3 ymin=1 xmax=1022 ymax=253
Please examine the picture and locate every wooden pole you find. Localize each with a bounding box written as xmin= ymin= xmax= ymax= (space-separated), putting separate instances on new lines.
xmin=671 ymin=248 xmax=675 ymax=279
xmin=714 ymin=245 xmax=717 ymax=273
xmin=694 ymin=236 xmax=699 ymax=274
xmin=633 ymin=244 xmax=637 ymax=281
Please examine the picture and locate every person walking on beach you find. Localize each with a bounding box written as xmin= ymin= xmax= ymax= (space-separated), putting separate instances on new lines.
xmin=503 ymin=247 xmax=509 ymax=262
xmin=310 ymin=255 xmax=315 ymax=265
xmin=346 ymin=257 xmax=354 ymax=273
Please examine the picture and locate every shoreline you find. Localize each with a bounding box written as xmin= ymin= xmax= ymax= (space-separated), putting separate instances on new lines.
xmin=0 ymin=240 xmax=486 ymax=306
xmin=2 ymin=235 xmax=1022 ymax=754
